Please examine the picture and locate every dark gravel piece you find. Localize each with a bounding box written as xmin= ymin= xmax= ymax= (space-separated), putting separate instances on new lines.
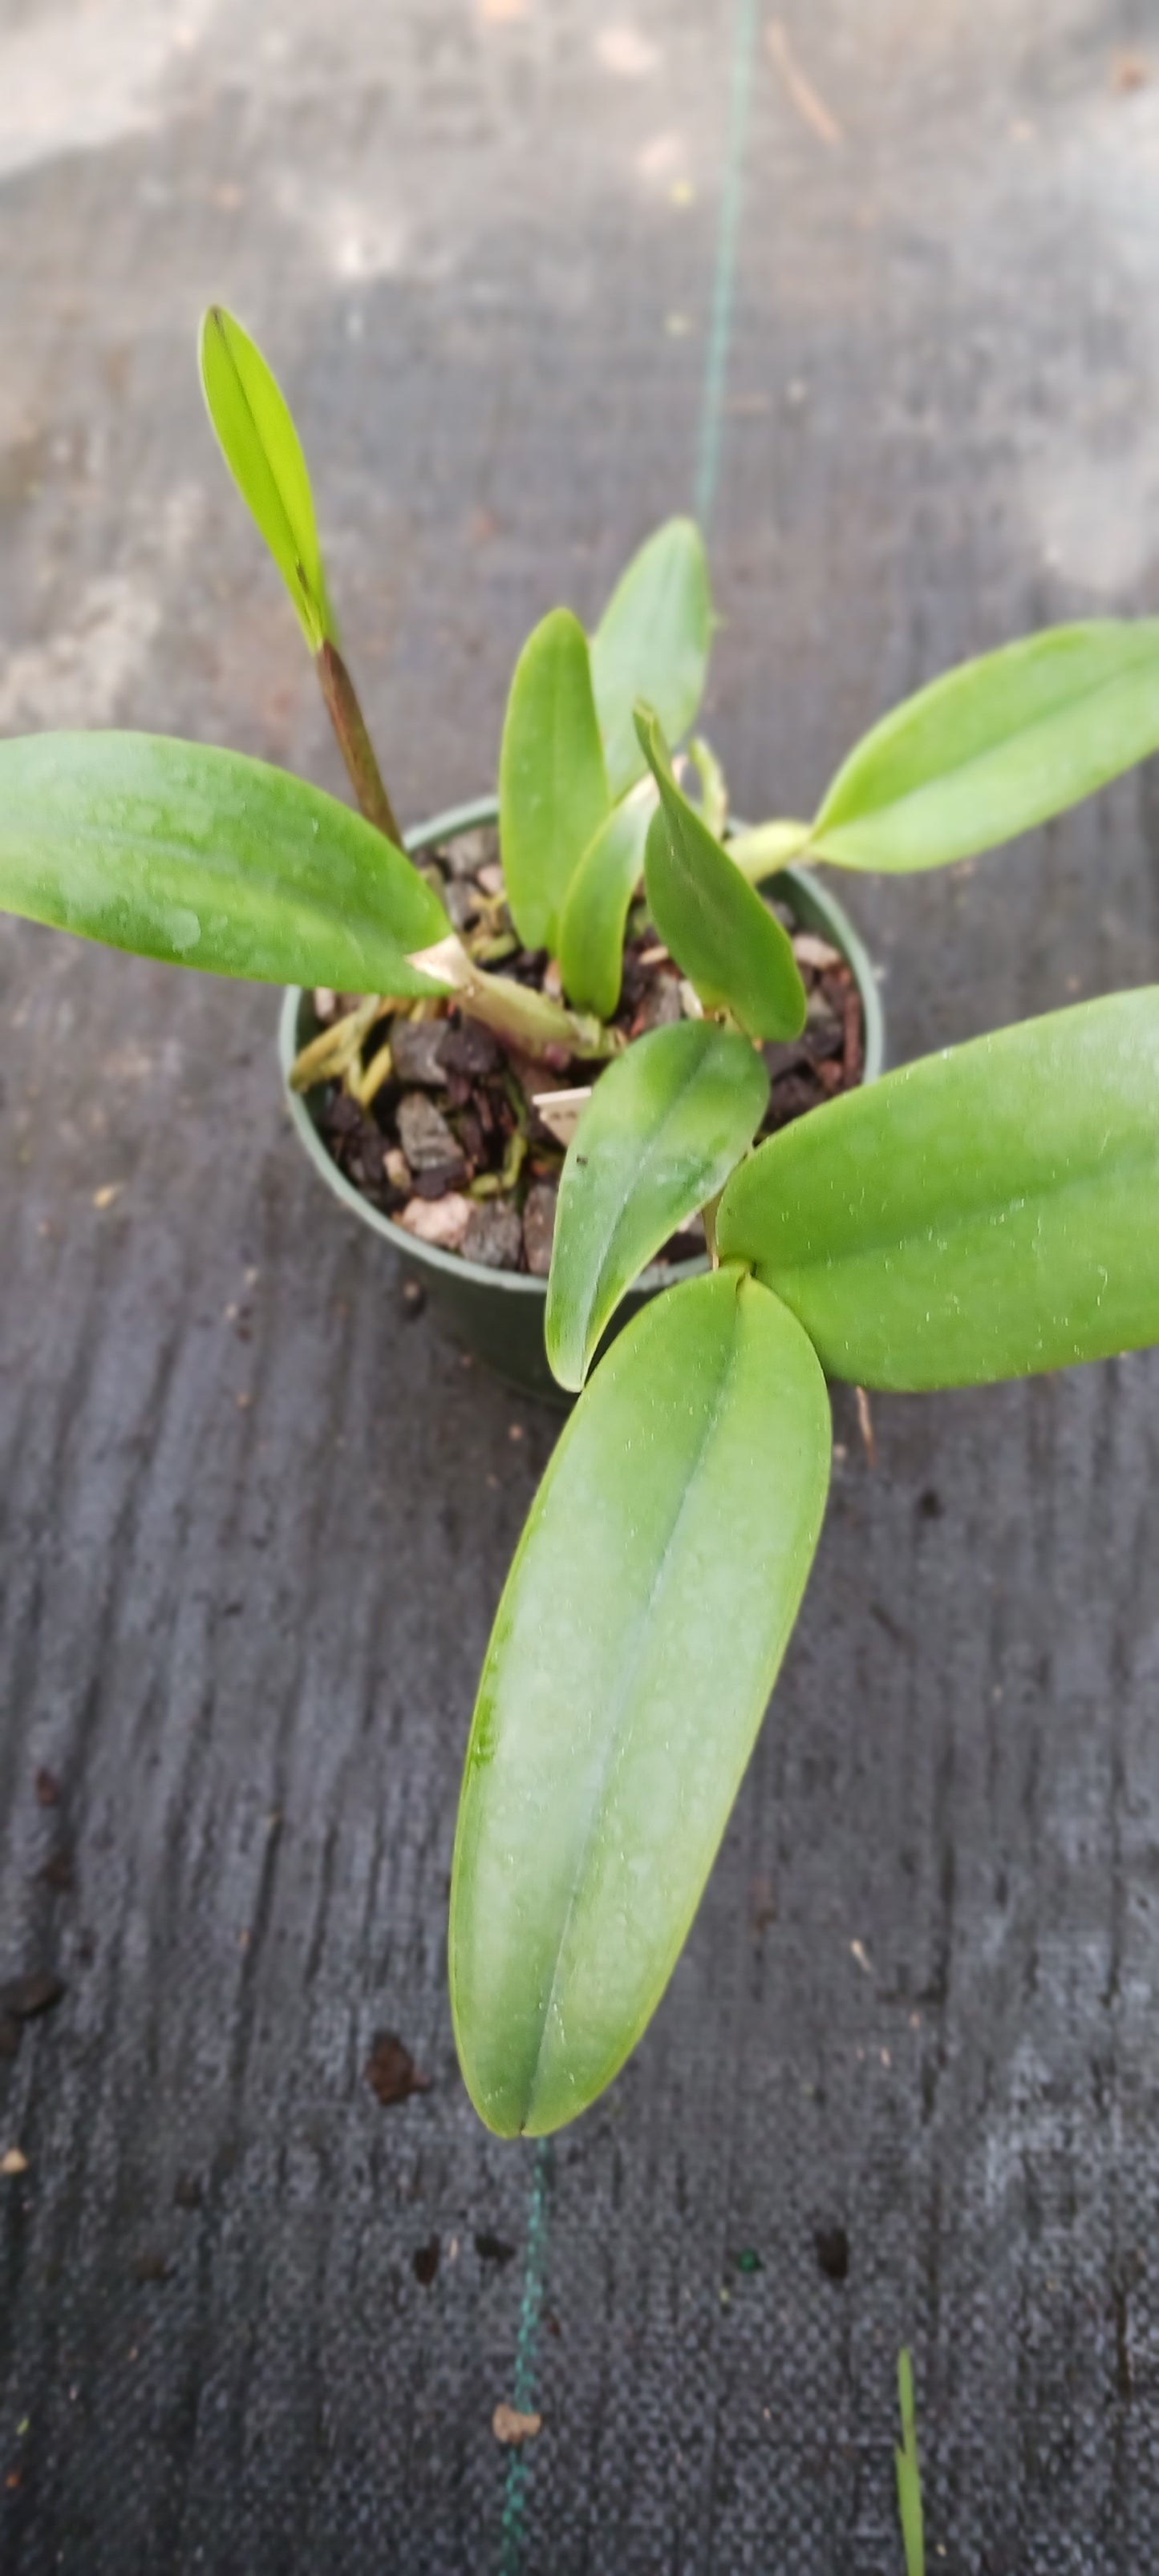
xmin=440 ymin=1017 xmax=503 ymax=1078
xmin=444 ymin=880 xmax=478 ymax=932
xmin=397 ymin=1093 xmax=462 ymax=1173
xmin=522 ymin=1183 xmax=557 ymax=1277
xmin=411 ymin=1160 xmax=469 ymax=1199
xmin=463 ymin=1203 xmax=523 ymax=1270
xmin=763 ymin=1038 xmax=813 ymax=1081
xmin=631 ymin=972 xmax=683 ymax=1034
xmin=440 ymin=827 xmax=495 ymax=880
xmin=391 ymin=1018 xmax=451 ymax=1087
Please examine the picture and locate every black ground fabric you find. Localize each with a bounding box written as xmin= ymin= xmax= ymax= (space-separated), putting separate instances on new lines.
xmin=2 ymin=4 xmax=1159 ymax=2569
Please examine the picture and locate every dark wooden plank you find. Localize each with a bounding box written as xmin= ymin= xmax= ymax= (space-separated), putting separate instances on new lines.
xmin=2 ymin=2 xmax=1157 ymax=2569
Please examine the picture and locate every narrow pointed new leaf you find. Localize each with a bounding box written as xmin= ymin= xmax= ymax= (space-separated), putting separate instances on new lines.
xmin=199 ymin=305 xmax=333 ymax=652
xmin=895 ymin=2352 xmax=926 ymax=2576
xmin=499 ymin=608 xmax=610 ymax=954
xmin=0 ymin=732 xmax=449 ymax=993
xmin=716 ymin=989 xmax=1159 ymax=1389
xmin=591 ymin=518 xmax=711 ymax=798
xmin=546 ymin=1021 xmax=768 ymax=1388
xmin=687 ymin=734 xmax=727 ymax=840
xmin=810 ymin=622 xmax=1159 ymax=872
xmin=636 ymin=706 xmax=807 ymax=1040
xmin=557 ymin=785 xmax=654 ymax=1017
xmin=450 ymin=1268 xmax=831 ymax=2137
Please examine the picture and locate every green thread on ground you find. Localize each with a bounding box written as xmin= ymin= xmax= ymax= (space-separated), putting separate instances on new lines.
xmin=497 ymin=2140 xmax=552 ymax=2576
xmin=694 ymin=0 xmax=762 ymax=529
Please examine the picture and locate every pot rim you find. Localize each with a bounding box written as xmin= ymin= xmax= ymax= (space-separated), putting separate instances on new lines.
xmin=278 ymin=791 xmax=884 ymax=1298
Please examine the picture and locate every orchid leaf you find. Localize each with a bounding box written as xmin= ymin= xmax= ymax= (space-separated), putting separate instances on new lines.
xmin=591 ymin=519 xmax=711 ymax=798
xmin=450 ymin=1268 xmax=831 ymax=2137
xmin=545 ymin=1019 xmax=768 ymax=1389
xmin=499 ymin=608 xmax=610 ymax=954
xmin=199 ymin=305 xmax=333 ymax=653
xmin=636 ymin=706 xmax=807 ymax=1040
xmin=811 ymin=622 xmax=1159 ymax=872
xmin=0 ymin=731 xmax=449 ymax=993
xmin=687 ymin=734 xmax=727 ymax=840
xmin=557 ymin=786 xmax=654 ymax=1017
xmin=717 ymin=988 xmax=1159 ymax=1388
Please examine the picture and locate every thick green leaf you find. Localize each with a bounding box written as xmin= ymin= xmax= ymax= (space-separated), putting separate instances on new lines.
xmin=591 ymin=519 xmax=711 ymax=799
xmin=557 ymin=786 xmax=654 ymax=1017
xmin=637 ymin=707 xmax=807 ymax=1041
xmin=499 ymin=608 xmax=610 ymax=953
xmin=199 ymin=305 xmax=333 ymax=653
xmin=546 ymin=1020 xmax=769 ymax=1389
xmin=0 ymin=731 xmax=449 ymax=993
xmin=450 ymin=1268 xmax=831 ymax=2136
xmin=811 ymin=622 xmax=1159 ymax=872
xmin=716 ymin=988 xmax=1159 ymax=1389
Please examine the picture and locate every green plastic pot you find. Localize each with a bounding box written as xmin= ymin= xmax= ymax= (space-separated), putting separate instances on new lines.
xmin=280 ymin=795 xmax=885 ymax=1402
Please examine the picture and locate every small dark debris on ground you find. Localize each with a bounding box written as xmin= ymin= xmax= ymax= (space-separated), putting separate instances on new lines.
xmin=303 ymin=825 xmax=866 ymax=1272
xmin=413 ymin=2234 xmax=440 ymax=2287
xmin=814 ymin=2224 xmax=850 ymax=2283
xmin=133 ymin=2251 xmax=172 ymax=2286
xmin=364 ymin=2030 xmax=432 ymax=2107
xmin=173 ymin=2174 xmax=204 ymax=2210
xmin=39 ymin=1846 xmax=75 ymax=1895
xmin=475 ymin=2230 xmax=516 ymax=2266
xmin=34 ymin=1768 xmax=61 ymax=1808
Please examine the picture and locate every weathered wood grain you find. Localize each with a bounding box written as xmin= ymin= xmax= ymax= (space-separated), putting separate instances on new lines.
xmin=2 ymin=2 xmax=1158 ymax=2568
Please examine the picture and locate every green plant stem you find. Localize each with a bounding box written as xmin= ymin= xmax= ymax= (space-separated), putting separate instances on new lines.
xmin=315 ymin=640 xmax=403 ymax=847
xmin=468 ymin=973 xmax=618 ymax=1065
xmin=727 ymin=819 xmax=813 ymax=883
xmin=702 ymin=1189 xmax=722 ymax=1268
xmin=407 ymin=931 xmax=622 ymax=1066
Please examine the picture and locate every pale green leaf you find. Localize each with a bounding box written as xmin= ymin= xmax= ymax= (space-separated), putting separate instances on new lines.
xmin=716 ymin=988 xmax=1159 ymax=1388
xmin=199 ymin=305 xmax=333 ymax=653
xmin=895 ymin=2351 xmax=926 ymax=2576
xmin=637 ymin=706 xmax=807 ymax=1040
xmin=811 ymin=622 xmax=1159 ymax=872
xmin=687 ymin=734 xmax=727 ymax=840
xmin=557 ymin=785 xmax=654 ymax=1017
xmin=450 ymin=1268 xmax=831 ymax=2136
xmin=545 ymin=1019 xmax=769 ymax=1389
xmin=499 ymin=608 xmax=610 ymax=953
xmin=591 ymin=518 xmax=711 ymax=798
xmin=0 ymin=731 xmax=449 ymax=993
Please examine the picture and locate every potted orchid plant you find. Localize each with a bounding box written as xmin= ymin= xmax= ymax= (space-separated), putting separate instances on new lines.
xmin=2 ymin=309 xmax=1158 ymax=2134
